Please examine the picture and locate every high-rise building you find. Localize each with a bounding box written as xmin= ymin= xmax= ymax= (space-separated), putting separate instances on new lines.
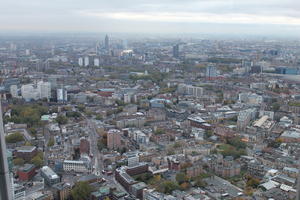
xmin=172 ymin=44 xmax=179 ymax=58
xmin=107 ymin=129 xmax=121 ymax=150
xmin=84 ymin=56 xmax=89 ymax=67
xmin=105 ymin=35 xmax=109 ymax=50
xmin=206 ymin=66 xmax=217 ymax=80
xmin=94 ymin=58 xmax=100 ymax=67
xmin=37 ymin=81 xmax=51 ymax=100
xmin=10 ymin=85 xmax=18 ymax=98
xmin=21 ymin=84 xmax=39 ymax=101
xmin=57 ymin=88 xmax=68 ymax=102
xmin=0 ymin=102 xmax=13 ymax=200
xmin=78 ymin=57 xmax=83 ymax=66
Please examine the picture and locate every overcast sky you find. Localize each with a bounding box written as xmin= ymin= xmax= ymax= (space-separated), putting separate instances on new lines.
xmin=1 ymin=0 xmax=300 ymax=37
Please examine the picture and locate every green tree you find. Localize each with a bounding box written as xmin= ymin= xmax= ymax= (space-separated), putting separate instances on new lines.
xmin=5 ymin=132 xmax=24 ymax=143
xmin=48 ymin=137 xmax=55 ymax=147
xmin=30 ymin=155 xmax=43 ymax=168
xmin=176 ymin=172 xmax=188 ymax=185
xmin=56 ymin=115 xmax=68 ymax=125
xmin=71 ymin=181 xmax=93 ymax=200
xmin=13 ymin=158 xmax=25 ymax=166
xmin=159 ymin=181 xmax=179 ymax=194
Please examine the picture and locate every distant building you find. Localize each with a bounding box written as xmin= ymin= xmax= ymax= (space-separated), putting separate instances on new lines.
xmin=105 ymin=35 xmax=109 ymax=50
xmin=10 ymin=85 xmax=19 ymax=98
xmin=63 ymin=160 xmax=91 ymax=173
xmin=78 ymin=57 xmax=83 ymax=66
xmin=206 ymin=66 xmax=217 ymax=80
xmin=94 ymin=58 xmax=100 ymax=67
xmin=107 ymin=129 xmax=121 ymax=150
xmin=15 ymin=146 xmax=38 ymax=162
xmin=17 ymin=164 xmax=36 ymax=181
xmin=172 ymin=44 xmax=179 ymax=58
xmin=80 ymin=138 xmax=90 ymax=155
xmin=56 ymin=88 xmax=67 ymax=102
xmin=40 ymin=166 xmax=60 ymax=186
xmin=84 ymin=56 xmax=89 ymax=67
xmin=37 ymin=81 xmax=51 ymax=100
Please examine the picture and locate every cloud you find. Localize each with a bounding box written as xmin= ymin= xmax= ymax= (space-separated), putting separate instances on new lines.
xmin=1 ymin=0 xmax=300 ymax=35
xmin=80 ymin=10 xmax=300 ymax=26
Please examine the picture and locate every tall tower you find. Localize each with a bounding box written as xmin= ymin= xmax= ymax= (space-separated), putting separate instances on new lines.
xmin=172 ymin=44 xmax=179 ymax=58
xmin=105 ymin=35 xmax=109 ymax=51
xmin=0 ymin=101 xmax=13 ymax=200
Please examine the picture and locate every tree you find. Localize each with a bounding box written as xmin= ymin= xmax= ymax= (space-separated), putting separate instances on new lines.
xmin=48 ymin=137 xmax=55 ymax=147
xmin=28 ymin=127 xmax=37 ymax=136
xmin=56 ymin=115 xmax=68 ymax=125
xmin=271 ymin=103 xmax=280 ymax=112
xmin=176 ymin=172 xmax=188 ymax=185
xmin=246 ymin=176 xmax=260 ymax=188
xmin=159 ymin=181 xmax=179 ymax=194
xmin=77 ymin=104 xmax=86 ymax=112
xmin=13 ymin=158 xmax=25 ymax=166
xmin=5 ymin=132 xmax=24 ymax=143
xmin=31 ymin=156 xmax=43 ymax=168
xmin=71 ymin=181 xmax=93 ymax=200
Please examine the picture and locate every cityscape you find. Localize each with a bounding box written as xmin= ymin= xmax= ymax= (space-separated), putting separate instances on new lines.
xmin=1 ymin=1 xmax=300 ymax=200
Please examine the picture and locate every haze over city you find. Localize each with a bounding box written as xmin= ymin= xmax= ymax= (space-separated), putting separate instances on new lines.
xmin=1 ymin=0 xmax=300 ymax=37
xmin=1 ymin=1 xmax=300 ymax=200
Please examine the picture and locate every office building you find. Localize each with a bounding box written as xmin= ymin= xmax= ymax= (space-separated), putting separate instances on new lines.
xmin=57 ymin=88 xmax=67 ymax=102
xmin=37 ymin=81 xmax=51 ymax=100
xmin=21 ymin=84 xmax=39 ymax=101
xmin=10 ymin=85 xmax=19 ymax=98
xmin=84 ymin=56 xmax=89 ymax=67
xmin=172 ymin=44 xmax=179 ymax=58
xmin=105 ymin=35 xmax=109 ymax=50
xmin=78 ymin=57 xmax=83 ymax=66
xmin=107 ymin=129 xmax=121 ymax=150
xmin=80 ymin=138 xmax=90 ymax=155
xmin=40 ymin=166 xmax=60 ymax=186
xmin=94 ymin=58 xmax=100 ymax=67
xmin=206 ymin=66 xmax=217 ymax=80
xmin=15 ymin=146 xmax=38 ymax=162
xmin=63 ymin=160 xmax=91 ymax=173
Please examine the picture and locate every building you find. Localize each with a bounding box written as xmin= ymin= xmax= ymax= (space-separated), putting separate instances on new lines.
xmin=63 ymin=160 xmax=91 ymax=173
xmin=280 ymin=130 xmax=300 ymax=143
xmin=40 ymin=166 xmax=60 ymax=186
xmin=79 ymin=138 xmax=90 ymax=155
xmin=37 ymin=81 xmax=51 ymax=100
xmin=107 ymin=129 xmax=121 ymax=150
xmin=57 ymin=88 xmax=68 ymax=102
xmin=177 ymin=84 xmax=203 ymax=98
xmin=105 ymin=35 xmax=109 ymax=50
xmin=84 ymin=56 xmax=89 ymax=67
xmin=21 ymin=84 xmax=39 ymax=101
xmin=15 ymin=146 xmax=38 ymax=162
xmin=172 ymin=44 xmax=179 ymax=58
xmin=12 ymin=183 xmax=25 ymax=200
xmin=52 ymin=182 xmax=71 ymax=200
xmin=10 ymin=85 xmax=19 ymax=98
xmin=17 ymin=164 xmax=36 ymax=181
xmin=78 ymin=57 xmax=83 ymax=66
xmin=206 ymin=66 xmax=217 ymax=80
xmin=94 ymin=58 xmax=100 ymax=67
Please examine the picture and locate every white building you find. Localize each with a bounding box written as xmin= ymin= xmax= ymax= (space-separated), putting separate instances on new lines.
xmin=21 ymin=84 xmax=39 ymax=101
xmin=84 ymin=56 xmax=89 ymax=67
xmin=10 ymin=85 xmax=18 ymax=98
xmin=37 ymin=81 xmax=51 ymax=100
xmin=94 ymin=58 xmax=100 ymax=67
xmin=63 ymin=160 xmax=91 ymax=173
xmin=57 ymin=88 xmax=68 ymax=102
xmin=78 ymin=57 xmax=83 ymax=66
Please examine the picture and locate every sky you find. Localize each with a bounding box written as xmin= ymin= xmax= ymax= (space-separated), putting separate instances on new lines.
xmin=1 ymin=0 xmax=300 ymax=37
